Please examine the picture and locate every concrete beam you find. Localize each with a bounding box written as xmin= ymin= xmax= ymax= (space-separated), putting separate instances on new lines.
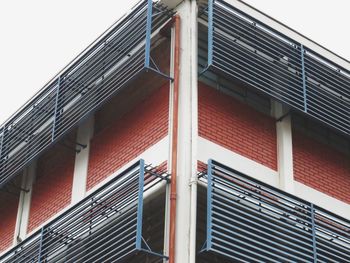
xmin=161 ymin=0 xmax=184 ymax=9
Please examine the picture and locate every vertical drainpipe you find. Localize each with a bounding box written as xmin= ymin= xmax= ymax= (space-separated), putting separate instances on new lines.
xmin=169 ymin=14 xmax=180 ymax=263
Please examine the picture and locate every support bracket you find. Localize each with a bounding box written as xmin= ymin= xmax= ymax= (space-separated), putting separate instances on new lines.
xmin=59 ymin=140 xmax=87 ymax=154
xmin=276 ymin=110 xmax=291 ymax=122
xmin=0 ymin=181 xmax=29 ymax=196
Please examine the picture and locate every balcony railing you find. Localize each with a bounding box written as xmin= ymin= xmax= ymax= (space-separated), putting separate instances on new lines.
xmin=200 ymin=160 xmax=350 ymax=262
xmin=200 ymin=0 xmax=350 ymax=137
xmin=0 ymin=0 xmax=173 ymax=188
xmin=0 ymin=160 xmax=169 ymax=262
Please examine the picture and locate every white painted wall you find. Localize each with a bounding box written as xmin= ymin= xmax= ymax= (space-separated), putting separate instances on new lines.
xmin=295 ymin=181 xmax=350 ymax=220
xmin=198 ymin=137 xmax=279 ymax=187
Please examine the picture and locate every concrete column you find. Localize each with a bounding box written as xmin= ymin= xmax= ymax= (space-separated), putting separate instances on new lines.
xmin=174 ymin=1 xmax=195 ymax=262
xmin=71 ymin=116 xmax=94 ymax=204
xmin=273 ymin=101 xmax=294 ymax=194
xmin=14 ymin=161 xmax=36 ymax=243
xmin=189 ymin=0 xmax=198 ymax=262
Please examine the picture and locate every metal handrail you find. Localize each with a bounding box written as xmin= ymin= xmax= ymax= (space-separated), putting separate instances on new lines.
xmin=202 ymin=159 xmax=350 ymax=262
xmin=0 ymin=0 xmax=173 ymax=188
xmin=0 ymin=160 xmax=169 ymax=263
xmin=201 ymin=0 xmax=350 ymax=139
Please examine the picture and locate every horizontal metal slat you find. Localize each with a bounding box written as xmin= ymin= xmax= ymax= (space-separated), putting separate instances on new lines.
xmin=202 ymin=160 xmax=350 ymax=262
xmin=211 ymin=213 xmax=314 ymax=261
xmin=213 ymin=3 xmax=301 ymax=65
xmin=211 ymin=173 xmax=312 ymax=222
xmin=0 ymin=160 xmax=169 ymax=262
xmin=212 ymin=35 xmax=305 ymax=110
xmin=212 ymin=194 xmax=313 ymax=245
xmin=0 ymin=0 xmax=173 ymax=188
xmin=201 ymin=0 xmax=350 ymax=137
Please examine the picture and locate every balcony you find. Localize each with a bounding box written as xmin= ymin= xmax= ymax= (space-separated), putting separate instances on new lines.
xmin=0 ymin=160 xmax=169 ymax=262
xmin=199 ymin=0 xmax=350 ymax=138
xmin=0 ymin=0 xmax=173 ymax=188
xmin=198 ymin=160 xmax=350 ymax=262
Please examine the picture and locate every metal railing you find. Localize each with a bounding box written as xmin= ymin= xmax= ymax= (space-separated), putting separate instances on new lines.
xmin=0 ymin=159 xmax=169 ymax=262
xmin=200 ymin=0 xmax=350 ymax=137
xmin=201 ymin=160 xmax=350 ymax=262
xmin=0 ymin=0 xmax=173 ymax=188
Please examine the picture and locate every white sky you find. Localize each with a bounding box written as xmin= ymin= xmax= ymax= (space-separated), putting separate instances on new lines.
xmin=0 ymin=0 xmax=349 ymax=125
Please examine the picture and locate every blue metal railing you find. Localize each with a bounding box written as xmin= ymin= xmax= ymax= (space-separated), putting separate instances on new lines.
xmin=0 ymin=0 xmax=173 ymax=188
xmin=201 ymin=0 xmax=350 ymax=138
xmin=202 ymin=160 xmax=350 ymax=262
xmin=0 ymin=160 xmax=169 ymax=262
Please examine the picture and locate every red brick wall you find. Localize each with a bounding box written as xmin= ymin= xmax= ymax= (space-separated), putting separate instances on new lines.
xmin=87 ymin=85 xmax=169 ymax=190
xmin=199 ymin=82 xmax=277 ymax=170
xmin=0 ymin=192 xmax=19 ymax=252
xmin=293 ymin=130 xmax=350 ymax=203
xmin=28 ymin=145 xmax=75 ymax=233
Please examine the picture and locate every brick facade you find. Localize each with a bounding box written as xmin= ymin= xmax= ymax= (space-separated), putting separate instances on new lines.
xmin=198 ymin=82 xmax=277 ymax=170
xmin=293 ymin=130 xmax=350 ymax=204
xmin=28 ymin=145 xmax=75 ymax=233
xmin=0 ymin=192 xmax=19 ymax=252
xmin=87 ymin=85 xmax=169 ymax=190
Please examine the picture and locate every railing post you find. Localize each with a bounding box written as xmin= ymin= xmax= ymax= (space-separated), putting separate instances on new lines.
xmin=0 ymin=125 xmax=8 ymax=168
xmin=206 ymin=159 xmax=213 ymax=251
xmin=0 ymin=127 xmax=4 ymax=174
xmin=310 ymin=203 xmax=317 ymax=262
xmin=37 ymin=226 xmax=45 ymax=263
xmin=51 ymin=76 xmax=61 ymax=142
xmin=207 ymin=0 xmax=214 ymax=67
xmin=136 ymin=159 xmax=145 ymax=250
xmin=144 ymin=0 xmax=153 ymax=69
xmin=0 ymin=128 xmax=3 ymax=158
xmin=300 ymin=45 xmax=307 ymax=113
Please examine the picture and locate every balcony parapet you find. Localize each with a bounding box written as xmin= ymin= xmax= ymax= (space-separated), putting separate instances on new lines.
xmin=199 ymin=0 xmax=350 ymax=138
xmin=200 ymin=159 xmax=350 ymax=262
xmin=0 ymin=159 xmax=169 ymax=262
xmin=0 ymin=0 xmax=173 ymax=189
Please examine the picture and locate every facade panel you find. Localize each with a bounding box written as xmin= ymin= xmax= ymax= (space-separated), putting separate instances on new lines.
xmin=0 ymin=192 xmax=18 ymax=252
xmin=200 ymin=159 xmax=350 ymax=262
xmin=0 ymin=160 xmax=169 ymax=263
xmin=293 ymin=130 xmax=350 ymax=204
xmin=199 ymin=82 xmax=277 ymax=170
xmin=28 ymin=144 xmax=75 ymax=233
xmin=87 ymin=85 xmax=169 ymax=190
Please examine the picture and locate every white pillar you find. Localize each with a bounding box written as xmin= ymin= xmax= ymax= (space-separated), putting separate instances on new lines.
xmin=189 ymin=0 xmax=198 ymax=262
xmin=174 ymin=1 xmax=194 ymax=262
xmin=14 ymin=161 xmax=36 ymax=243
xmin=273 ymin=102 xmax=294 ymax=194
xmin=71 ymin=116 xmax=94 ymax=204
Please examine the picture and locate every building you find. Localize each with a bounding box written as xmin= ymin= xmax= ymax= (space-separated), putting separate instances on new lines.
xmin=0 ymin=0 xmax=349 ymax=262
